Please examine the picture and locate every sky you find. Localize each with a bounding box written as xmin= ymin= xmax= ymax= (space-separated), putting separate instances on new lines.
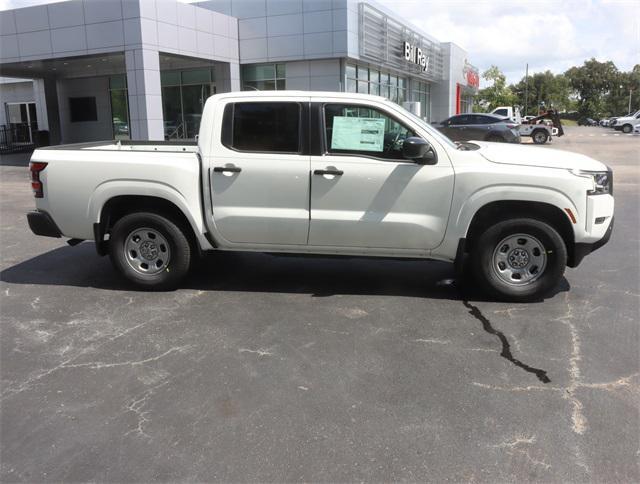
xmin=1 ymin=0 xmax=638 ymax=85
xmin=376 ymin=0 xmax=640 ymax=84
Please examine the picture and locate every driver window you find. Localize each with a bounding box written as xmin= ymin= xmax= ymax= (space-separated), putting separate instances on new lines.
xmin=324 ymin=104 xmax=415 ymax=161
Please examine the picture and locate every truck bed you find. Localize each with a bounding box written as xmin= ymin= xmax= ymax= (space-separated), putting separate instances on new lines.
xmin=39 ymin=139 xmax=199 ymax=153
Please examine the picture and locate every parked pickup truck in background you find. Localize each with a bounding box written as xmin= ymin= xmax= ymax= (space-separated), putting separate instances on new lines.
xmin=27 ymin=91 xmax=614 ymax=301
xmin=611 ymin=110 xmax=640 ymax=133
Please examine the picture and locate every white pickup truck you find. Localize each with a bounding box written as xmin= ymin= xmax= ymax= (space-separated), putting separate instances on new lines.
xmin=611 ymin=110 xmax=640 ymax=133
xmin=27 ymin=91 xmax=614 ymax=301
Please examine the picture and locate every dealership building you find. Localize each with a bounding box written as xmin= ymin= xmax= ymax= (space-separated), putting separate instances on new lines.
xmin=0 ymin=0 xmax=479 ymax=146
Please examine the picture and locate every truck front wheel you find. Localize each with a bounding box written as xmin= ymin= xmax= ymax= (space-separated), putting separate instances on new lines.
xmin=532 ymin=129 xmax=548 ymax=144
xmin=471 ymin=218 xmax=567 ymax=301
xmin=109 ymin=212 xmax=191 ymax=290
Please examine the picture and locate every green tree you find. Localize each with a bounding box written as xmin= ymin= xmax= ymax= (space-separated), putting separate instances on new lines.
xmin=474 ymin=65 xmax=517 ymax=112
xmin=604 ymin=65 xmax=640 ymax=116
xmin=565 ymin=58 xmax=620 ymax=118
xmin=511 ymin=71 xmax=575 ymax=115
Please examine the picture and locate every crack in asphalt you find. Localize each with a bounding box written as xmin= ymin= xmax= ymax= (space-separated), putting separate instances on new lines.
xmin=463 ymin=300 xmax=551 ymax=383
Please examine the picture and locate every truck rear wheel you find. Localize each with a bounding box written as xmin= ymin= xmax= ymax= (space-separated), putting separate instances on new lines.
xmin=109 ymin=212 xmax=191 ymax=290
xmin=471 ymin=218 xmax=567 ymax=301
xmin=532 ymin=129 xmax=548 ymax=144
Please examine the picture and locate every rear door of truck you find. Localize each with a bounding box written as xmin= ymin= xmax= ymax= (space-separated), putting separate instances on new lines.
xmin=206 ymin=96 xmax=311 ymax=246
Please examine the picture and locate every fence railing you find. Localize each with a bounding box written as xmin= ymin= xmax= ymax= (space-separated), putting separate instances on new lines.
xmin=0 ymin=124 xmax=36 ymax=154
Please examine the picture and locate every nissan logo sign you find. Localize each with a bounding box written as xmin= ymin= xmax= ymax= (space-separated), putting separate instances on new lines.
xmin=403 ymin=41 xmax=429 ymax=72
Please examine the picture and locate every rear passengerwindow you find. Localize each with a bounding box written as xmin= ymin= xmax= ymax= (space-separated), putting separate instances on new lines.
xmin=222 ymin=102 xmax=300 ymax=153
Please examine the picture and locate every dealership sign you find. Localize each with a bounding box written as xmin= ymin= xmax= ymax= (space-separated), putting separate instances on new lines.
xmin=402 ymin=41 xmax=429 ymax=72
xmin=463 ymin=59 xmax=480 ymax=89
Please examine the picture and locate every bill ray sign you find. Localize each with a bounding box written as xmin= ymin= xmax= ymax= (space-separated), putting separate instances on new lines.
xmin=402 ymin=41 xmax=429 ymax=72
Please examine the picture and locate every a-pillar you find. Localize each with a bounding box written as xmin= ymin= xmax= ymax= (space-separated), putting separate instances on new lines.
xmin=125 ymin=48 xmax=164 ymax=140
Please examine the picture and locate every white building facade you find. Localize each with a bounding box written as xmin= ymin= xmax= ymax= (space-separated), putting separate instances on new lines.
xmin=0 ymin=0 xmax=478 ymax=146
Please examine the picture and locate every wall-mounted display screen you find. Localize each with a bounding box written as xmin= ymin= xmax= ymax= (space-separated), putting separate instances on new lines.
xmin=69 ymin=97 xmax=97 ymax=123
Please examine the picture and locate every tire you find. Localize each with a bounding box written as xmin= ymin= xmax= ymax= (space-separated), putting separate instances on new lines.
xmin=622 ymin=124 xmax=633 ymax=134
xmin=532 ymin=129 xmax=548 ymax=144
xmin=486 ymin=134 xmax=504 ymax=143
xmin=109 ymin=212 xmax=192 ymax=290
xmin=470 ymin=218 xmax=567 ymax=302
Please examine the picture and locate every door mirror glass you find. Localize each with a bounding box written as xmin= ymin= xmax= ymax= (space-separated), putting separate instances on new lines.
xmin=402 ymin=137 xmax=436 ymax=164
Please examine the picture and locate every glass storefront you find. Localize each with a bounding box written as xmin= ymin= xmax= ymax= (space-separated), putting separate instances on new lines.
xmin=345 ymin=63 xmax=407 ymax=103
xmin=460 ymin=95 xmax=473 ymax=114
xmin=161 ymin=68 xmax=215 ymax=140
xmin=109 ymin=75 xmax=129 ymax=140
xmin=241 ymin=64 xmax=286 ymax=91
xmin=411 ymin=80 xmax=431 ymax=121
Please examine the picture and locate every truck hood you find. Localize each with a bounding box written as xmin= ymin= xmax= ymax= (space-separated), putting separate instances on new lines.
xmin=474 ymin=141 xmax=607 ymax=171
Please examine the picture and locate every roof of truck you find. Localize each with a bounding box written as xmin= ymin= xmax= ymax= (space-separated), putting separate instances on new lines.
xmin=209 ymin=91 xmax=389 ymax=103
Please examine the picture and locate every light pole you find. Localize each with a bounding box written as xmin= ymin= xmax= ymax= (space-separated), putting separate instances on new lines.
xmin=629 ymin=88 xmax=633 ymax=115
xmin=524 ymin=63 xmax=528 ymax=117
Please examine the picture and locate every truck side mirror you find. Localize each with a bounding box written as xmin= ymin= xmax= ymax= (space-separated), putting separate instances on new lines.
xmin=403 ymin=137 xmax=437 ymax=164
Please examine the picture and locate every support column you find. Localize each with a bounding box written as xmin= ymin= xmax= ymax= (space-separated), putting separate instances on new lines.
xmin=32 ymin=79 xmax=49 ymax=132
xmin=214 ymin=62 xmax=241 ymax=93
xmin=42 ymin=78 xmax=61 ymax=145
xmin=125 ymin=48 xmax=164 ymax=140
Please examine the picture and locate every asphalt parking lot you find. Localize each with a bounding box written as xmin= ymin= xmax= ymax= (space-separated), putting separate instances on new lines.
xmin=1 ymin=126 xmax=638 ymax=482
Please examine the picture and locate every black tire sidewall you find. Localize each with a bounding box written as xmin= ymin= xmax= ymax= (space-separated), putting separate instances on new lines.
xmin=532 ymin=130 xmax=548 ymax=144
xmin=109 ymin=212 xmax=191 ymax=290
xmin=471 ymin=218 xmax=567 ymax=301
xmin=622 ymin=124 xmax=632 ymax=133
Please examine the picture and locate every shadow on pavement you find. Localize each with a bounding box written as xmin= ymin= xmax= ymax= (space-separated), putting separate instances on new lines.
xmin=0 ymin=152 xmax=33 ymax=167
xmin=0 ymin=241 xmax=569 ymax=302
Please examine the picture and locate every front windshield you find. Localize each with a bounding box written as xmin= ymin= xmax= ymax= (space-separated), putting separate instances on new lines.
xmin=397 ymin=105 xmax=459 ymax=149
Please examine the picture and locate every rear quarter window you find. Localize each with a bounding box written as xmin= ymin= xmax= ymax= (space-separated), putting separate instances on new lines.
xmin=222 ymin=102 xmax=301 ymax=153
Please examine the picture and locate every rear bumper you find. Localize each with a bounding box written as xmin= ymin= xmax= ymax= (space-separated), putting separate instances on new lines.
xmin=569 ymin=216 xmax=614 ymax=268
xmin=27 ymin=210 xmax=62 ymax=238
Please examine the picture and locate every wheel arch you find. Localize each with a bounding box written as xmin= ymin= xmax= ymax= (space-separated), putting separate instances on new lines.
xmin=485 ymin=132 xmax=504 ymax=141
xmin=464 ymin=200 xmax=576 ymax=266
xmin=94 ymin=194 xmax=211 ymax=256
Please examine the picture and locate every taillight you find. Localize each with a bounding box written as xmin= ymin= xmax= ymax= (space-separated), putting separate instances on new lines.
xmin=29 ymin=162 xmax=47 ymax=198
xmin=506 ymin=124 xmax=518 ymax=129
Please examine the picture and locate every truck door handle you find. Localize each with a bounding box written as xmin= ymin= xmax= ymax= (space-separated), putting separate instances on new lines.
xmin=313 ymin=169 xmax=344 ymax=176
xmin=213 ymin=166 xmax=241 ymax=173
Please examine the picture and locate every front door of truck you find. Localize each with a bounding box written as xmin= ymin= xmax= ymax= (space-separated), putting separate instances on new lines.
xmin=308 ymin=102 xmax=454 ymax=251
xmin=208 ymin=99 xmax=310 ymax=246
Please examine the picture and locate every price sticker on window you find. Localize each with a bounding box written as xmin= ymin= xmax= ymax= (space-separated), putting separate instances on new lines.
xmin=331 ymin=117 xmax=385 ymax=152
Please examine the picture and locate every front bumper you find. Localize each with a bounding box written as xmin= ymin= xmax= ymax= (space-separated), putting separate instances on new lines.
xmin=27 ymin=210 xmax=62 ymax=238
xmin=569 ymin=216 xmax=614 ymax=267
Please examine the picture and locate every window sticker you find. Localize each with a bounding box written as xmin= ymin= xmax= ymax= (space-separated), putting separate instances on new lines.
xmin=331 ymin=116 xmax=385 ymax=152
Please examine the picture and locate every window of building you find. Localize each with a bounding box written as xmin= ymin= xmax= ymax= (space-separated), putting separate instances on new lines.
xmin=323 ymin=103 xmax=415 ymax=161
xmin=460 ymin=95 xmax=474 ymax=114
xmin=161 ymin=68 xmax=215 ymax=139
xmin=241 ymin=64 xmax=286 ymax=91
xmin=345 ymin=64 xmax=407 ymax=106
xmin=69 ymin=97 xmax=97 ymax=122
xmin=109 ymin=75 xmax=129 ymax=140
xmin=222 ymin=102 xmax=300 ymax=153
xmin=411 ymin=81 xmax=431 ymax=121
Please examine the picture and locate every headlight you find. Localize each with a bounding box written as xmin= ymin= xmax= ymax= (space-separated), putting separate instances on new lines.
xmin=572 ymin=169 xmax=613 ymax=195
